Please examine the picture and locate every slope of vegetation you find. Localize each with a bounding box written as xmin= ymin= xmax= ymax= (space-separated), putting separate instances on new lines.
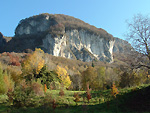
xmin=0 ymin=49 xmax=150 ymax=113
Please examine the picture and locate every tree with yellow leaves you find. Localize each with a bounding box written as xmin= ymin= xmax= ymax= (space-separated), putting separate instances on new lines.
xmin=56 ymin=65 xmax=71 ymax=88
xmin=21 ymin=48 xmax=45 ymax=81
xmin=0 ymin=62 xmax=14 ymax=95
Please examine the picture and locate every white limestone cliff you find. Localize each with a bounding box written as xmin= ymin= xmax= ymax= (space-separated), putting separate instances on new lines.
xmin=41 ymin=29 xmax=114 ymax=62
xmin=14 ymin=14 xmax=116 ymax=62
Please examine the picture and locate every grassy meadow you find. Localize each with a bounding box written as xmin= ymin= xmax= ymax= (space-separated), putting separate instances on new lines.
xmin=1 ymin=84 xmax=150 ymax=113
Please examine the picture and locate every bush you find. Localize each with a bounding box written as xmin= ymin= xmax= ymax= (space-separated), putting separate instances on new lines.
xmin=6 ymin=66 xmax=22 ymax=85
xmin=13 ymin=80 xmax=44 ymax=107
xmin=0 ymin=95 xmax=8 ymax=103
xmin=6 ymin=52 xmax=21 ymax=66
xmin=31 ymin=81 xmax=44 ymax=96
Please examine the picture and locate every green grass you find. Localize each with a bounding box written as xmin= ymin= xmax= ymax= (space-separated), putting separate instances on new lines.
xmin=1 ymin=84 xmax=150 ymax=113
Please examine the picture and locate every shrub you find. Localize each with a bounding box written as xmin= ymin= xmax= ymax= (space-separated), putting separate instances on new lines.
xmin=6 ymin=66 xmax=22 ymax=85
xmin=74 ymin=92 xmax=80 ymax=105
xmin=44 ymin=84 xmax=47 ymax=93
xmin=111 ymin=83 xmax=119 ymax=98
xmin=52 ymin=99 xmax=57 ymax=110
xmin=0 ymin=95 xmax=8 ymax=103
xmin=8 ymin=53 xmax=21 ymax=66
xmin=13 ymin=80 xmax=44 ymax=107
xmin=31 ymin=81 xmax=44 ymax=96
xmin=86 ymin=83 xmax=92 ymax=103
xmin=59 ymin=88 xmax=64 ymax=96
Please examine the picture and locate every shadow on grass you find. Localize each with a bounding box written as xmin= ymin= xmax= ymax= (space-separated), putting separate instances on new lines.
xmin=2 ymin=86 xmax=150 ymax=113
xmin=4 ymin=99 xmax=122 ymax=113
xmin=118 ymin=85 xmax=150 ymax=113
xmin=9 ymin=103 xmax=118 ymax=113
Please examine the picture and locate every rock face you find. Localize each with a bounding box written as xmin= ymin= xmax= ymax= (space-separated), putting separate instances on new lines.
xmin=42 ymin=30 xmax=114 ymax=62
xmin=0 ymin=32 xmax=6 ymax=49
xmin=1 ymin=13 xmax=132 ymax=62
xmin=113 ymin=37 xmax=133 ymax=54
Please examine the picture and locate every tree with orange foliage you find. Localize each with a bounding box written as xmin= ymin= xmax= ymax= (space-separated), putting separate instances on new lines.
xmin=44 ymin=84 xmax=47 ymax=93
xmin=111 ymin=83 xmax=119 ymax=98
xmin=111 ymin=83 xmax=119 ymax=112
xmin=8 ymin=53 xmax=21 ymax=66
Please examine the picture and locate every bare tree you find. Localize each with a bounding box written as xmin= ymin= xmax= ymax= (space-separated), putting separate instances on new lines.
xmin=126 ymin=14 xmax=150 ymax=69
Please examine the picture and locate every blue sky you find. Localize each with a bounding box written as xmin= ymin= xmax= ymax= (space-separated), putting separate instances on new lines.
xmin=1 ymin=0 xmax=150 ymax=40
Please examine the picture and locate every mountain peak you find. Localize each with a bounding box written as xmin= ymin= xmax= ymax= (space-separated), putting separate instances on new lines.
xmin=1 ymin=14 xmax=132 ymax=63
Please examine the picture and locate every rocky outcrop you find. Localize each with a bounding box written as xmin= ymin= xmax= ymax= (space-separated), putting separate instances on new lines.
xmin=113 ymin=37 xmax=133 ymax=54
xmin=42 ymin=29 xmax=114 ymax=62
xmin=0 ymin=32 xmax=6 ymax=49
xmin=1 ymin=13 xmax=132 ymax=62
xmin=14 ymin=14 xmax=115 ymax=62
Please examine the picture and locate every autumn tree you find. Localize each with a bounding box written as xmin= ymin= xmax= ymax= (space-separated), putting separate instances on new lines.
xmin=21 ymin=48 xmax=45 ymax=81
xmin=71 ymin=73 xmax=82 ymax=90
xmin=97 ymin=67 xmax=106 ymax=89
xmin=3 ymin=71 xmax=14 ymax=93
xmin=8 ymin=53 xmax=21 ymax=66
xmin=56 ymin=65 xmax=72 ymax=89
xmin=6 ymin=66 xmax=22 ymax=85
xmin=105 ymin=67 xmax=120 ymax=88
xmin=111 ymin=83 xmax=119 ymax=98
xmin=119 ymin=69 xmax=148 ymax=88
xmin=81 ymin=67 xmax=97 ymax=90
xmin=0 ymin=62 xmax=14 ymax=95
